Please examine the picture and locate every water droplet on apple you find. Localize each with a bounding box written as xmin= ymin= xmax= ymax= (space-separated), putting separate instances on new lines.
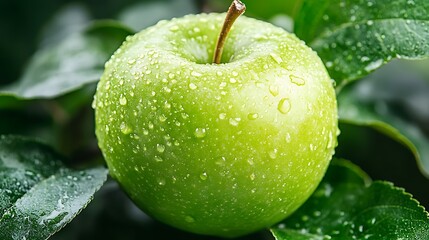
xmin=181 ymin=113 xmax=189 ymax=119
xmin=191 ymin=71 xmax=202 ymax=77
xmin=269 ymin=149 xmax=278 ymax=159
xmin=270 ymin=53 xmax=283 ymax=64
xmin=219 ymin=113 xmax=227 ymax=120
xmin=156 ymin=144 xmax=165 ymax=153
xmin=127 ymin=59 xmax=136 ymax=65
xmin=215 ymin=156 xmax=226 ymax=166
xmin=170 ymin=25 xmax=179 ymax=31
xmin=289 ymin=75 xmax=306 ymax=86
xmin=277 ymin=98 xmax=291 ymax=114
xmin=194 ymin=128 xmax=207 ymax=138
xmin=229 ymin=118 xmax=241 ymax=126
xmin=232 ymin=71 xmax=239 ymax=77
xmin=163 ymin=86 xmax=171 ymax=93
xmin=185 ymin=215 xmax=195 ymax=223
xmin=326 ymin=131 xmax=335 ymax=149
xmin=247 ymin=158 xmax=254 ymax=165
xmin=148 ymin=122 xmax=154 ymax=129
xmin=158 ymin=178 xmax=166 ymax=186
xmin=247 ymin=113 xmax=259 ymax=120
xmin=159 ymin=114 xmax=167 ymax=122
xmin=189 ymin=83 xmax=198 ymax=90
xmin=164 ymin=101 xmax=171 ymax=110
xmin=154 ymin=156 xmax=163 ymax=162
xmin=285 ymin=133 xmax=292 ymax=143
xmin=229 ymin=78 xmax=237 ymax=83
xmin=119 ymin=95 xmax=127 ymax=105
xmin=250 ymin=173 xmax=256 ymax=181
xmin=91 ymin=97 xmax=97 ymax=109
xmin=200 ymin=172 xmax=208 ymax=180
xmin=142 ymin=128 xmax=149 ymax=135
xmin=120 ymin=122 xmax=132 ymax=135
xmin=269 ymin=85 xmax=279 ymax=96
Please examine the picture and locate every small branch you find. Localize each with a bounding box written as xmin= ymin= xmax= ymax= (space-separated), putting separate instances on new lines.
xmin=213 ymin=0 xmax=246 ymax=64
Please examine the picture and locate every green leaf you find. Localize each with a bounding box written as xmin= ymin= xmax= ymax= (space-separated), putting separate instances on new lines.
xmin=271 ymin=159 xmax=429 ymax=240
xmin=295 ymin=0 xmax=429 ymax=88
xmin=338 ymin=60 xmax=429 ymax=178
xmin=0 ymin=135 xmax=108 ymax=240
xmin=0 ymin=20 xmax=133 ymax=99
xmin=38 ymin=3 xmax=91 ymax=48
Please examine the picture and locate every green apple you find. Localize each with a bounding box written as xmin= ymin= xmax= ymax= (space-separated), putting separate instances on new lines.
xmin=94 ymin=12 xmax=338 ymax=238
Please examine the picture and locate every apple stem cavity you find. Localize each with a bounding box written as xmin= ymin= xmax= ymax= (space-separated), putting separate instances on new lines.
xmin=213 ymin=0 xmax=246 ymax=64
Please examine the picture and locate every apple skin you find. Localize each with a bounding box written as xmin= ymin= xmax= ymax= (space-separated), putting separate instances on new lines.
xmin=94 ymin=13 xmax=338 ymax=238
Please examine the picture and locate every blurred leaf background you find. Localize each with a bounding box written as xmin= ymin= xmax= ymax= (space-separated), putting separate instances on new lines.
xmin=1 ymin=0 xmax=428 ymax=239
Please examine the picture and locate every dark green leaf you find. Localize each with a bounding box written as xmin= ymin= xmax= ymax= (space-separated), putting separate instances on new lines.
xmin=0 ymin=135 xmax=108 ymax=240
xmin=295 ymin=0 xmax=429 ymax=88
xmin=338 ymin=60 xmax=429 ymax=178
xmin=0 ymin=20 xmax=133 ymax=99
xmin=271 ymin=159 xmax=429 ymax=240
xmin=52 ymin=180 xmax=272 ymax=240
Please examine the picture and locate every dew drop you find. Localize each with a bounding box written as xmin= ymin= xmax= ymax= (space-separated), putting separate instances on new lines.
xmin=269 ymin=85 xmax=279 ymax=96
xmin=219 ymin=113 xmax=227 ymax=120
xmin=156 ymin=144 xmax=165 ymax=153
xmin=289 ymin=75 xmax=306 ymax=86
xmin=185 ymin=215 xmax=195 ymax=223
xmin=181 ymin=113 xmax=189 ymax=119
xmin=247 ymin=113 xmax=259 ymax=120
xmin=189 ymin=83 xmax=198 ymax=90
xmin=216 ymin=156 xmax=226 ymax=166
xmin=120 ymin=122 xmax=132 ymax=135
xmin=164 ymin=102 xmax=171 ymax=110
xmin=269 ymin=149 xmax=278 ymax=159
xmin=277 ymin=98 xmax=291 ymax=114
xmin=191 ymin=71 xmax=202 ymax=77
xmin=154 ymin=156 xmax=163 ymax=162
xmin=159 ymin=114 xmax=167 ymax=122
xmin=158 ymin=178 xmax=166 ymax=186
xmin=194 ymin=128 xmax=207 ymax=138
xmin=229 ymin=118 xmax=241 ymax=126
xmin=270 ymin=53 xmax=283 ymax=64
xmin=119 ymin=95 xmax=127 ymax=105
xmin=326 ymin=131 xmax=334 ymax=149
xmin=285 ymin=133 xmax=291 ymax=143
xmin=250 ymin=173 xmax=256 ymax=181
xmin=200 ymin=172 xmax=208 ymax=180
xmin=364 ymin=59 xmax=383 ymax=72
xmin=143 ymin=128 xmax=149 ymax=135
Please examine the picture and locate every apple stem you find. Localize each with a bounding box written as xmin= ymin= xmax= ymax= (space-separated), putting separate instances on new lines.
xmin=213 ymin=0 xmax=246 ymax=64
